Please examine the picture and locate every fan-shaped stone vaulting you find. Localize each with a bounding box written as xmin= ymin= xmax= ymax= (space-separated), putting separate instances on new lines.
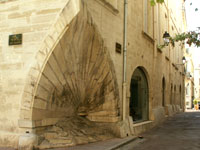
xmin=18 ymin=1 xmax=120 ymax=149
xmin=0 ymin=0 xmax=186 ymax=149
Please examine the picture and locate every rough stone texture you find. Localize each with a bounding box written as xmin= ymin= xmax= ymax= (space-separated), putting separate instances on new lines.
xmin=165 ymin=105 xmax=174 ymax=117
xmin=18 ymin=133 xmax=38 ymax=150
xmin=152 ymin=107 xmax=166 ymax=125
xmin=29 ymin=2 xmax=120 ymax=147
xmin=37 ymin=116 xmax=115 ymax=149
xmin=0 ymin=0 xmax=186 ymax=149
xmin=31 ymin=0 xmax=120 ymax=126
xmin=132 ymin=121 xmax=154 ymax=136
xmin=0 ymin=0 xmax=70 ymax=147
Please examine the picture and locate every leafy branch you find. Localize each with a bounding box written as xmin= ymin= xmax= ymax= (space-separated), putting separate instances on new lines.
xmin=159 ymin=29 xmax=200 ymax=48
xmin=150 ymin=0 xmax=165 ymax=6
xmin=150 ymin=0 xmax=198 ymax=11
xmin=151 ymin=0 xmax=200 ymax=48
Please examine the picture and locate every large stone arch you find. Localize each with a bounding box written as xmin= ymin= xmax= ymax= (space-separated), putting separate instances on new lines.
xmin=19 ymin=0 xmax=120 ymax=144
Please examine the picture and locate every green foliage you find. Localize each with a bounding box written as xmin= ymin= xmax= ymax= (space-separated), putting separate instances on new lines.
xmin=193 ymin=99 xmax=198 ymax=105
xmin=159 ymin=29 xmax=200 ymax=49
xmin=150 ymin=0 xmax=156 ymax=6
xmin=150 ymin=0 xmax=164 ymax=6
xmin=151 ymin=0 xmax=200 ymax=48
xmin=157 ymin=44 xmax=165 ymax=49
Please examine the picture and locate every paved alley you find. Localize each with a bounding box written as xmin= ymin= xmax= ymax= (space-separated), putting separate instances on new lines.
xmin=117 ymin=111 xmax=200 ymax=150
xmin=1 ymin=111 xmax=200 ymax=150
xmin=45 ymin=111 xmax=200 ymax=150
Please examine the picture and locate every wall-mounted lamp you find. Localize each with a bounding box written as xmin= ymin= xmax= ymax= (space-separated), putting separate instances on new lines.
xmin=163 ymin=31 xmax=170 ymax=46
xmin=182 ymin=56 xmax=186 ymax=64
xmin=186 ymin=72 xmax=193 ymax=79
xmin=175 ymin=56 xmax=186 ymax=66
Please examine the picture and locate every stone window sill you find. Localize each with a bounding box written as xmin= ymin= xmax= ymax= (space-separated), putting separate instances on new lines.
xmin=165 ymin=56 xmax=169 ymax=61
xmin=142 ymin=31 xmax=155 ymax=44
xmin=96 ymin=0 xmax=119 ymax=14
xmin=157 ymin=47 xmax=163 ymax=53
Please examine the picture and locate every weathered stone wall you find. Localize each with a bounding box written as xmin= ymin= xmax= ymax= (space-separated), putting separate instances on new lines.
xmin=32 ymin=1 xmax=120 ymax=128
xmin=0 ymin=0 xmax=186 ymax=148
xmin=85 ymin=0 xmax=185 ymax=122
xmin=0 ymin=0 xmax=71 ymax=147
xmin=1 ymin=0 xmax=120 ymax=148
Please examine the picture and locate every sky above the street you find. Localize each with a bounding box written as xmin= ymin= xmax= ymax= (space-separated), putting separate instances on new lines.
xmin=185 ymin=0 xmax=200 ymax=67
xmin=185 ymin=0 xmax=200 ymax=31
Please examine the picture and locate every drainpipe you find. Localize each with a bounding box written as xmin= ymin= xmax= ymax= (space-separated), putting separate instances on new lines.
xmin=122 ymin=0 xmax=128 ymax=121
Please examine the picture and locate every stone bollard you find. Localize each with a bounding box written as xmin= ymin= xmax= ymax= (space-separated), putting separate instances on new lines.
xmin=18 ymin=132 xmax=38 ymax=150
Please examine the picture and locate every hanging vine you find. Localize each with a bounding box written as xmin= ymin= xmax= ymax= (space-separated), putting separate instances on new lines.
xmin=150 ymin=0 xmax=164 ymax=6
xmin=151 ymin=0 xmax=200 ymax=48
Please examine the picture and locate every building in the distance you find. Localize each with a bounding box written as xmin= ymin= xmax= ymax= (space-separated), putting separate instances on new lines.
xmin=194 ymin=64 xmax=200 ymax=99
xmin=0 ymin=0 xmax=187 ymax=149
xmin=184 ymin=48 xmax=194 ymax=109
xmin=193 ymin=48 xmax=200 ymax=104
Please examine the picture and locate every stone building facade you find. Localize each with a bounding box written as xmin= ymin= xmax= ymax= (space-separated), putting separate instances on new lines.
xmin=185 ymin=48 xmax=194 ymax=109
xmin=0 ymin=0 xmax=186 ymax=149
xmin=193 ymin=48 xmax=200 ymax=102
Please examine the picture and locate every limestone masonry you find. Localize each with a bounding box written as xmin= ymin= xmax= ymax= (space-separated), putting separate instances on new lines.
xmin=0 ymin=0 xmax=186 ymax=149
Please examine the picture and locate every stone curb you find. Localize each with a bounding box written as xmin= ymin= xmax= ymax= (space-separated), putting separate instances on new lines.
xmin=108 ymin=136 xmax=137 ymax=150
xmin=0 ymin=136 xmax=137 ymax=150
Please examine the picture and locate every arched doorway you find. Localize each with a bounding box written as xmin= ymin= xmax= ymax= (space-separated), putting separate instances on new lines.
xmin=174 ymin=85 xmax=176 ymax=105
xmin=162 ymin=77 xmax=166 ymax=107
xmin=129 ymin=67 xmax=149 ymax=122
xmin=170 ymin=84 xmax=173 ymax=104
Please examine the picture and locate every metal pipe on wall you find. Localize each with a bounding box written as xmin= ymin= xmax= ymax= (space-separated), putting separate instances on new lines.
xmin=122 ymin=0 xmax=128 ymax=121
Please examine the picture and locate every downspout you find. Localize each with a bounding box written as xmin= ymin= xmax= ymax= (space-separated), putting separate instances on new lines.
xmin=122 ymin=0 xmax=128 ymax=121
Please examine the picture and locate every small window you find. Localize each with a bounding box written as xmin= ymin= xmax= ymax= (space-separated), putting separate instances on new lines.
xmin=98 ymin=0 xmax=118 ymax=10
xmin=186 ymin=48 xmax=189 ymax=54
xmin=106 ymin=0 xmax=118 ymax=9
xmin=165 ymin=13 xmax=168 ymax=18
xmin=143 ymin=0 xmax=154 ymax=37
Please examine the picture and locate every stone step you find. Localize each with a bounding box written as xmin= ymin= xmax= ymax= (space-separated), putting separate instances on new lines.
xmin=132 ymin=121 xmax=154 ymax=135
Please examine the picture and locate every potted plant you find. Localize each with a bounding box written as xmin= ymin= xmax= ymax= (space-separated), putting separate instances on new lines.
xmin=193 ymin=99 xmax=198 ymax=110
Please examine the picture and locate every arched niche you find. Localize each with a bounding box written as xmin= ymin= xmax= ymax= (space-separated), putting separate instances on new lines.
xmin=129 ymin=67 xmax=149 ymax=122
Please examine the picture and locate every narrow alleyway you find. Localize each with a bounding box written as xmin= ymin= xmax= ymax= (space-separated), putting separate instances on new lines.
xmin=117 ymin=110 xmax=200 ymax=150
xmin=1 ymin=111 xmax=200 ymax=150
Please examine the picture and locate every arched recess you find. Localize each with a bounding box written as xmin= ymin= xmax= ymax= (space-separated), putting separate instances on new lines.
xmin=129 ymin=67 xmax=149 ymax=122
xmin=162 ymin=77 xmax=166 ymax=107
xmin=170 ymin=83 xmax=173 ymax=105
xmin=174 ymin=85 xmax=176 ymax=105
xmin=19 ymin=0 xmax=120 ymax=133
